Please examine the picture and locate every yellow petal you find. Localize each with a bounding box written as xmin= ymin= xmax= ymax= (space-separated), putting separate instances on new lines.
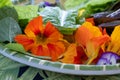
xmin=107 ymin=25 xmax=120 ymax=55
xmin=82 ymin=22 xmax=102 ymax=37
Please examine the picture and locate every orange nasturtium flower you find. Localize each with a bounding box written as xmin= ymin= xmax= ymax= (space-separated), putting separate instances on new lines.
xmin=75 ymin=22 xmax=111 ymax=64
xmin=15 ymin=16 xmax=65 ymax=61
xmin=60 ymin=22 xmax=110 ymax=64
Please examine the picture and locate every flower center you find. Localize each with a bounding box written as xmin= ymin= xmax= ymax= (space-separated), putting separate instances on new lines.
xmin=36 ymin=33 xmax=47 ymax=44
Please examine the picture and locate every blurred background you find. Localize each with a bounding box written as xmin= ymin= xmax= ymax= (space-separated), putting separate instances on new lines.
xmin=11 ymin=0 xmax=66 ymax=9
xmin=11 ymin=0 xmax=64 ymax=5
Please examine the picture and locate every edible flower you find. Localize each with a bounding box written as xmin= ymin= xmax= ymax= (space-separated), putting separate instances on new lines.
xmin=75 ymin=22 xmax=110 ymax=64
xmin=60 ymin=22 xmax=110 ymax=64
xmin=15 ymin=16 xmax=65 ymax=61
xmin=97 ymin=52 xmax=120 ymax=65
xmin=97 ymin=25 xmax=120 ymax=65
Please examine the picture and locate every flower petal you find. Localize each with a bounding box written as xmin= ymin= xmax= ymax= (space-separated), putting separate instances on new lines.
xmin=75 ymin=26 xmax=93 ymax=46
xmin=74 ymin=45 xmax=88 ymax=64
xmin=82 ymin=22 xmax=102 ymax=37
xmin=31 ymin=45 xmax=50 ymax=56
xmin=107 ymin=26 xmax=120 ymax=55
xmin=85 ymin=18 xmax=95 ymax=25
xmin=86 ymin=35 xmax=110 ymax=64
xmin=44 ymin=21 xmax=63 ymax=42
xmin=47 ymin=42 xmax=65 ymax=61
xmin=25 ymin=16 xmax=44 ymax=37
xmin=14 ymin=35 xmax=34 ymax=51
xmin=60 ymin=44 xmax=77 ymax=64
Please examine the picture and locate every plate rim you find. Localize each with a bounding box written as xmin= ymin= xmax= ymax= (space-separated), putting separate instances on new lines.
xmin=0 ymin=45 xmax=120 ymax=75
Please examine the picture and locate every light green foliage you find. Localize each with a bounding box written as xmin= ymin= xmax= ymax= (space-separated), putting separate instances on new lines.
xmin=0 ymin=0 xmax=13 ymax=8
xmin=5 ymin=43 xmax=26 ymax=53
xmin=14 ymin=5 xmax=39 ymax=28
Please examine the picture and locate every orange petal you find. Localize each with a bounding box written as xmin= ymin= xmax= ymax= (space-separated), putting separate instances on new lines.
xmin=44 ymin=21 xmax=63 ymax=42
xmin=47 ymin=42 xmax=65 ymax=61
xmin=60 ymin=44 xmax=77 ymax=64
xmin=91 ymin=35 xmax=110 ymax=48
xmin=14 ymin=35 xmax=34 ymax=51
xmin=75 ymin=26 xmax=93 ymax=46
xmin=86 ymin=35 xmax=110 ymax=64
xmin=85 ymin=18 xmax=95 ymax=25
xmin=25 ymin=16 xmax=44 ymax=37
xmin=82 ymin=22 xmax=102 ymax=37
xmin=31 ymin=45 xmax=50 ymax=56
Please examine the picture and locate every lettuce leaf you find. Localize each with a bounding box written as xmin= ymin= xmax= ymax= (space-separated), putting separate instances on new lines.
xmin=64 ymin=0 xmax=87 ymax=10
xmin=39 ymin=7 xmax=79 ymax=28
xmin=14 ymin=5 xmax=39 ymax=28
xmin=14 ymin=5 xmax=38 ymax=20
xmin=65 ymin=0 xmax=116 ymax=10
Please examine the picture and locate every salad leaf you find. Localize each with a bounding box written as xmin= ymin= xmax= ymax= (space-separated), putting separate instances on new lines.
xmin=14 ymin=5 xmax=38 ymax=20
xmin=75 ymin=0 xmax=116 ymax=24
xmin=65 ymin=0 xmax=116 ymax=10
xmin=0 ymin=17 xmax=22 ymax=42
xmin=0 ymin=0 xmax=13 ymax=8
xmin=5 ymin=43 xmax=26 ymax=53
xmin=0 ymin=6 xmax=18 ymax=21
xmin=39 ymin=7 xmax=79 ymax=28
xmin=64 ymin=0 xmax=87 ymax=10
xmin=14 ymin=5 xmax=39 ymax=28
xmin=85 ymin=0 xmax=116 ymax=13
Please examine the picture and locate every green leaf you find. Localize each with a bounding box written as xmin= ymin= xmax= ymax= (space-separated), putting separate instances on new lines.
xmin=18 ymin=67 xmax=39 ymax=80
xmin=43 ymin=70 xmax=75 ymax=80
xmin=39 ymin=7 xmax=61 ymax=26
xmin=0 ymin=54 xmax=24 ymax=80
xmin=39 ymin=7 xmax=78 ymax=28
xmin=85 ymin=0 xmax=116 ymax=13
xmin=64 ymin=0 xmax=86 ymax=10
xmin=0 ymin=68 xmax=19 ymax=80
xmin=0 ymin=54 xmax=24 ymax=70
xmin=0 ymin=17 xmax=22 ymax=42
xmin=5 ymin=43 xmax=26 ymax=53
xmin=0 ymin=0 xmax=13 ymax=8
xmin=0 ymin=6 xmax=18 ymax=21
xmin=14 ymin=5 xmax=38 ymax=20
xmin=14 ymin=5 xmax=39 ymax=28
xmin=58 ymin=27 xmax=76 ymax=35
xmin=39 ymin=7 xmax=79 ymax=35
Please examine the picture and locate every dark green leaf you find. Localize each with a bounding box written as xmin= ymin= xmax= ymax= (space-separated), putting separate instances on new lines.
xmin=0 ymin=6 xmax=18 ymax=21
xmin=0 ymin=17 xmax=22 ymax=42
xmin=18 ymin=67 xmax=39 ymax=80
